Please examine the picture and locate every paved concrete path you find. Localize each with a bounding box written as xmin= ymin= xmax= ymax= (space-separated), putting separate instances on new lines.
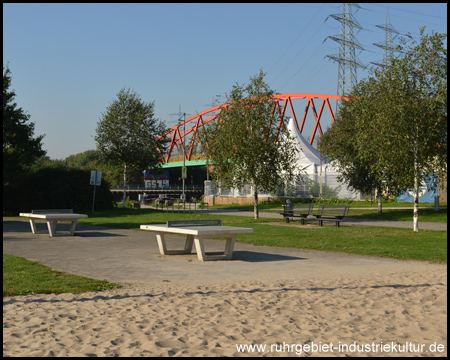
xmin=3 ymin=220 xmax=445 ymax=288
xmin=205 ymin=208 xmax=448 ymax=231
xmin=141 ymin=205 xmax=447 ymax=231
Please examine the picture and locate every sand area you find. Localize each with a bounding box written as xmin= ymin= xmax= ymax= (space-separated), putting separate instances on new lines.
xmin=3 ymin=220 xmax=447 ymax=357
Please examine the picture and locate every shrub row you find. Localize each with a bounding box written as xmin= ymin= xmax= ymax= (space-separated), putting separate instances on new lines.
xmin=3 ymin=168 xmax=115 ymax=215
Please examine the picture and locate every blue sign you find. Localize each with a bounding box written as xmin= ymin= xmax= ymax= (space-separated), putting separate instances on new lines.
xmin=397 ymin=174 xmax=437 ymax=203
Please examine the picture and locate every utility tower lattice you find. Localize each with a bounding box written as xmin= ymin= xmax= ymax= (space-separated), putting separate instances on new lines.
xmin=325 ymin=3 xmax=365 ymax=98
xmin=169 ymin=105 xmax=191 ymax=158
xmin=169 ymin=104 xmax=189 ymax=121
xmin=371 ymin=6 xmax=400 ymax=68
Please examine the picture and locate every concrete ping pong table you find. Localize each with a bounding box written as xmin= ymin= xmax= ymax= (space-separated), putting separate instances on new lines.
xmin=19 ymin=210 xmax=88 ymax=237
xmin=140 ymin=220 xmax=254 ymax=261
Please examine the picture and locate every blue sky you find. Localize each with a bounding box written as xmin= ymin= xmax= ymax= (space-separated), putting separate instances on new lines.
xmin=3 ymin=3 xmax=447 ymax=160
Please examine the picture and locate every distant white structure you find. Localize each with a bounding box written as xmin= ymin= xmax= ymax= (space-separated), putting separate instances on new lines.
xmin=204 ymin=118 xmax=365 ymax=200
xmin=285 ymin=118 xmax=362 ymax=199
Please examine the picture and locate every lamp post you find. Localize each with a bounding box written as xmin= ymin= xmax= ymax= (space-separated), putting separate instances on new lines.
xmin=123 ymin=163 xmax=127 ymax=208
xmin=180 ymin=113 xmax=186 ymax=210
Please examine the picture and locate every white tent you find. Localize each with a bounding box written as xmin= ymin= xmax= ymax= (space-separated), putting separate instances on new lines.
xmin=286 ymin=118 xmax=325 ymax=176
xmin=286 ymin=118 xmax=361 ymax=199
xmin=206 ymin=118 xmax=363 ymax=200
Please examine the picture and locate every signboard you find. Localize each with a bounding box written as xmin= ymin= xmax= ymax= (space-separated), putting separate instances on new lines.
xmin=90 ymin=170 xmax=102 ymax=213
xmin=397 ymin=174 xmax=437 ymax=203
xmin=143 ymin=171 xmax=169 ymax=188
xmin=90 ymin=170 xmax=102 ymax=186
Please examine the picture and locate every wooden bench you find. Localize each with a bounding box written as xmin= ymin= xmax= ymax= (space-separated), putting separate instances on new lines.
xmin=280 ymin=202 xmax=314 ymax=224
xmin=19 ymin=209 xmax=88 ymax=237
xmin=310 ymin=205 xmax=349 ymax=227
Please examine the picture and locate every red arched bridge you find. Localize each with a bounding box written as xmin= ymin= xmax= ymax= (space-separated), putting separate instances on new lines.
xmin=157 ymin=93 xmax=347 ymax=164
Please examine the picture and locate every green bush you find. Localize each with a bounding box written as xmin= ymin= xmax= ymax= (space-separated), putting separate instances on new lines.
xmin=3 ymin=168 xmax=115 ymax=215
xmin=308 ymin=179 xmax=342 ymax=199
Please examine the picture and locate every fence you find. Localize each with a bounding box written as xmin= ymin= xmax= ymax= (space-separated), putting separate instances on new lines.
xmin=154 ymin=201 xmax=209 ymax=215
xmin=205 ymin=173 xmax=366 ymax=201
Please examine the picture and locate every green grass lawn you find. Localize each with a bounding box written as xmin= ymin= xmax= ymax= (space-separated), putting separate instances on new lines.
xmin=3 ymin=254 xmax=121 ymax=297
xmin=3 ymin=205 xmax=447 ymax=297
xmin=345 ymin=207 xmax=447 ymax=222
xmin=263 ymin=206 xmax=447 ymax=223
xmin=214 ymin=200 xmax=446 ymax=210
xmin=76 ymin=208 xmax=446 ymax=264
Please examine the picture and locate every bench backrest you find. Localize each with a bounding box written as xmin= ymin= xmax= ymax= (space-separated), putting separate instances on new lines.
xmin=283 ymin=203 xmax=313 ymax=214
xmin=31 ymin=209 xmax=73 ymax=214
xmin=293 ymin=203 xmax=314 ymax=212
xmin=167 ymin=219 xmax=221 ymax=227
xmin=316 ymin=205 xmax=349 ymax=216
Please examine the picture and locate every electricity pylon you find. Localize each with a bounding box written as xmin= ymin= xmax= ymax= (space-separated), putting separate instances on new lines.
xmin=371 ymin=6 xmax=400 ymax=68
xmin=325 ymin=3 xmax=366 ymax=99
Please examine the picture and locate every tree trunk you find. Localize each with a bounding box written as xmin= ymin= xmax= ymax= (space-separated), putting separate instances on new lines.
xmin=413 ymin=135 xmax=419 ymax=232
xmin=254 ymin=189 xmax=259 ymax=219
xmin=413 ymin=173 xmax=419 ymax=232
xmin=377 ymin=186 xmax=383 ymax=214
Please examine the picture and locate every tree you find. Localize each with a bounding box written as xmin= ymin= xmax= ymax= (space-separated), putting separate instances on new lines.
xmin=320 ymin=83 xmax=404 ymax=213
xmin=30 ymin=155 xmax=65 ymax=172
xmin=95 ymin=88 xmax=167 ymax=207
xmin=65 ymin=150 xmax=97 ymax=169
xmin=3 ymin=64 xmax=46 ymax=186
xmin=200 ymin=70 xmax=299 ymax=219
xmin=323 ymin=28 xmax=447 ymax=231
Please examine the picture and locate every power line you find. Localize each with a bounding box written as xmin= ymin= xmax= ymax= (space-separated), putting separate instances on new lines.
xmin=267 ymin=4 xmax=326 ymax=81
xmin=325 ymin=3 xmax=366 ymax=99
xmin=365 ymin=3 xmax=447 ymax=20
xmin=279 ymin=43 xmax=326 ymax=90
xmin=359 ymin=4 xmax=447 ymax=28
xmin=271 ymin=21 xmax=327 ymax=87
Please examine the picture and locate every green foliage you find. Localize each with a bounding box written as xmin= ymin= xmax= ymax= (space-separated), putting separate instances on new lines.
xmin=30 ymin=155 xmax=65 ymax=171
xmin=3 ymin=64 xmax=46 ymax=187
xmin=307 ymin=179 xmax=341 ymax=199
xmin=65 ymin=149 xmax=97 ymax=169
xmin=3 ymin=167 xmax=115 ymax=215
xmin=115 ymin=196 xmax=135 ymax=209
xmin=321 ymin=29 xmax=447 ymax=221
xmin=95 ymin=88 xmax=167 ymax=184
xmin=357 ymin=28 xmax=447 ymax=193
xmin=320 ymin=94 xmax=400 ymax=198
xmin=200 ymin=70 xmax=300 ymax=218
xmin=311 ymin=197 xmax=352 ymax=205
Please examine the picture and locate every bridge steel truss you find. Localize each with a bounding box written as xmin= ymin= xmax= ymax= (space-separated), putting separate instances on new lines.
xmin=157 ymin=93 xmax=347 ymax=164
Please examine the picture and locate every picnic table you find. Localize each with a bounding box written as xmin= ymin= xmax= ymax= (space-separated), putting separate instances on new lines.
xmin=19 ymin=210 xmax=88 ymax=237
xmin=140 ymin=220 xmax=253 ymax=261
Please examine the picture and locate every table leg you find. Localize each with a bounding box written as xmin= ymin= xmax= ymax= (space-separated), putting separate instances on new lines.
xmin=69 ymin=220 xmax=78 ymax=235
xmin=223 ymin=235 xmax=236 ymax=259
xmin=29 ymin=219 xmax=38 ymax=234
xmin=193 ymin=237 xmax=206 ymax=262
xmin=156 ymin=233 xmax=194 ymax=255
xmin=193 ymin=234 xmax=237 ymax=261
xmin=184 ymin=234 xmax=194 ymax=252
xmin=156 ymin=233 xmax=168 ymax=255
xmin=47 ymin=221 xmax=58 ymax=237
